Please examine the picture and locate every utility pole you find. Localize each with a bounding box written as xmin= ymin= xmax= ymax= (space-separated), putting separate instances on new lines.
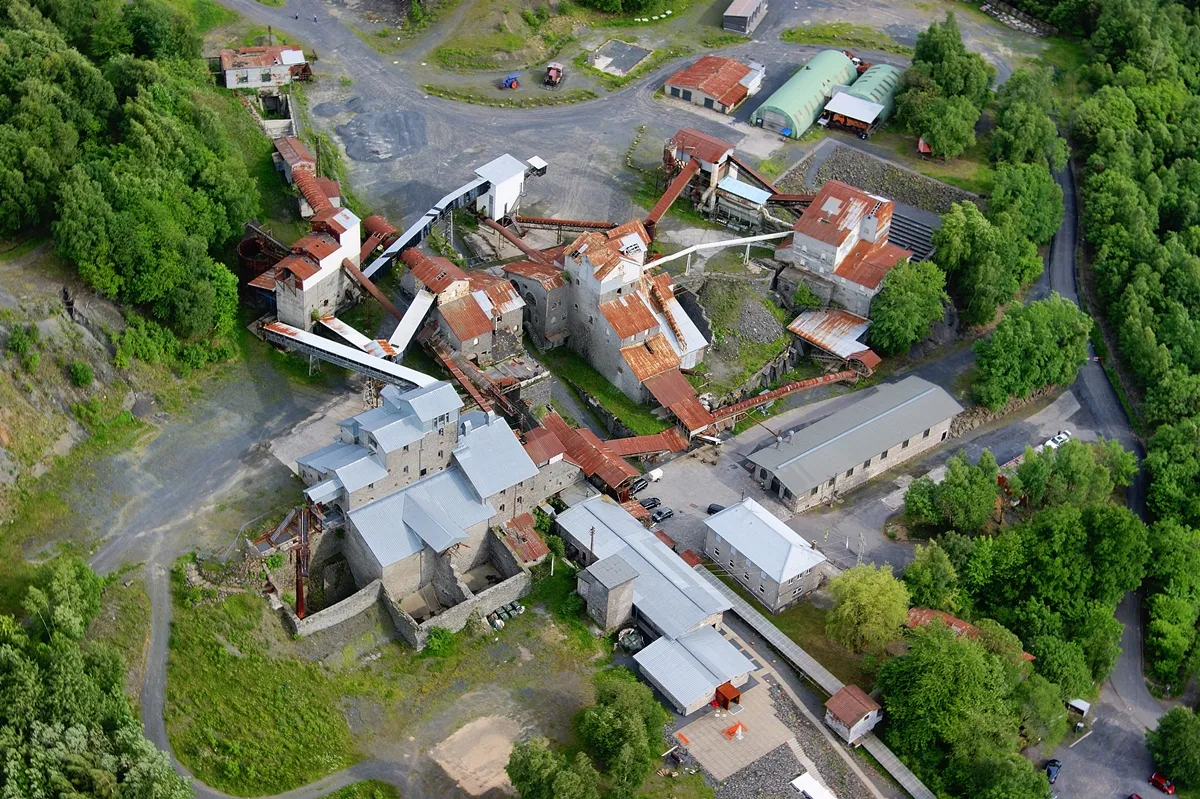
xmin=589 ymin=526 xmax=596 ymax=565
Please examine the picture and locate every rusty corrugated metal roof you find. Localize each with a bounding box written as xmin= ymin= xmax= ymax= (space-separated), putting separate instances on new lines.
xmin=292 ymin=232 xmax=340 ymax=261
xmin=468 ymin=270 xmax=525 ymax=317
xmin=403 ymin=249 xmax=468 ymax=293
xmin=502 ymin=259 xmax=566 ymax=289
xmin=787 ymin=309 xmax=872 ymax=359
xmin=624 ymin=501 xmax=652 ymax=522
xmin=905 ymin=608 xmax=1035 ymax=661
xmin=523 ymin=427 xmax=566 ymax=465
xmin=541 ymin=412 xmax=638 ymax=489
xmin=670 ymin=128 xmax=735 ymax=165
xmin=294 ymin=170 xmax=333 ymax=216
xmin=600 ymin=295 xmax=659 ymax=339
xmin=665 ymin=56 xmax=752 ymax=108
xmin=793 ymin=180 xmax=888 ymax=247
xmin=606 ymin=428 xmax=688 ymax=457
xmin=644 ymin=368 xmax=699 ymax=407
xmin=621 ymin=333 xmax=680 ymax=381
xmin=220 ymin=45 xmax=305 ymax=71
xmin=276 ymin=254 xmax=319 ymax=281
xmin=502 ymin=513 xmax=551 ymax=563
xmin=274 ymin=136 xmax=314 ymax=169
xmin=834 ymin=239 xmax=911 ymax=289
xmin=439 ymin=295 xmax=492 ymax=342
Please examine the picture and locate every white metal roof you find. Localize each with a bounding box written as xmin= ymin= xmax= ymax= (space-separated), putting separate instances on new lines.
xmin=392 ymin=381 xmax=463 ymax=421
xmin=295 ymin=441 xmax=387 ymax=493
xmin=452 ymin=411 xmax=539 ymax=500
xmin=791 ymin=773 xmax=836 ymax=799
xmin=279 ymin=47 xmax=306 ymax=65
xmin=718 ymin=176 xmax=772 ymax=206
xmin=634 ymin=625 xmax=753 ymax=711
xmin=705 ymin=499 xmax=826 ymax=582
xmin=475 ymin=154 xmax=528 ymax=185
xmin=526 ymin=155 xmax=548 ymax=171
xmin=824 ymin=92 xmax=885 ymax=125
xmin=557 ymin=496 xmax=730 ymax=639
xmin=389 ymin=289 xmax=435 ymax=349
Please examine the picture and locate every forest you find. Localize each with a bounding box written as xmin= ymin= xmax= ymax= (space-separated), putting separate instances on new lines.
xmin=0 ymin=0 xmax=258 ymax=369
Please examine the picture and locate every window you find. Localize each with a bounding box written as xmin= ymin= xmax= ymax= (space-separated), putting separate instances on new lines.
xmin=758 ymin=585 xmax=765 ymax=593
xmin=941 ymin=430 xmax=948 ymax=441
xmin=403 ymin=465 xmax=409 ymax=474
xmin=236 ymin=73 xmax=248 ymax=84
xmin=500 ymin=504 xmax=505 ymax=511
xmin=828 ymin=478 xmax=835 ymax=488
xmin=880 ymin=449 xmax=887 ymax=459
xmin=261 ymin=71 xmax=272 ymax=83
xmin=714 ymin=547 xmax=720 ymax=556
xmin=438 ymin=450 xmax=443 ymax=458
xmin=846 ymin=467 xmax=854 ymax=478
xmin=863 ymin=459 xmax=871 ymax=469
xmin=517 ymin=496 xmax=523 ymax=504
xmin=670 ymin=86 xmax=680 ymax=97
xmin=403 ymin=445 xmax=409 ymax=452
xmin=728 ymin=560 xmax=734 ymax=568
xmin=420 ymin=468 xmax=428 ymax=476
xmin=760 ymin=468 xmax=769 ymax=480
xmin=923 ymin=428 xmax=931 ymax=438
xmin=810 ymin=487 xmax=818 ymax=496
xmin=902 ymin=439 xmax=910 ymax=448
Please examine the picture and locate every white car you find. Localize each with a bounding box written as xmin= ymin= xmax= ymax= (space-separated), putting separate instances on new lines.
xmin=1045 ymin=430 xmax=1072 ymax=450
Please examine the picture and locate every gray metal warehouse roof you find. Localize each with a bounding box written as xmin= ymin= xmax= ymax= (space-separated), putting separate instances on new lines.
xmin=634 ymin=625 xmax=754 ymax=711
xmin=557 ymin=496 xmax=729 ymax=639
xmin=749 ymin=376 xmax=963 ymax=496
xmin=704 ymin=499 xmax=826 ymax=582
xmin=586 ymin=554 xmax=639 ymax=589
xmin=453 ymin=410 xmax=539 ymax=500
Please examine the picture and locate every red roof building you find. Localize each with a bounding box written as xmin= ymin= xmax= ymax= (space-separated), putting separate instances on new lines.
xmin=402 ymin=249 xmax=469 ymax=295
xmin=664 ymin=56 xmax=757 ymax=112
xmin=523 ymin=427 xmax=566 ymax=466
xmin=906 ymin=608 xmax=1036 ymax=662
xmin=668 ymin=129 xmax=736 ymax=167
xmin=541 ymin=412 xmax=639 ymax=495
xmin=439 ymin=295 xmax=493 ymax=343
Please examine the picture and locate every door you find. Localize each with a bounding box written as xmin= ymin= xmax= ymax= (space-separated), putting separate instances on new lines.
xmin=704 ymin=97 xmax=714 ymax=109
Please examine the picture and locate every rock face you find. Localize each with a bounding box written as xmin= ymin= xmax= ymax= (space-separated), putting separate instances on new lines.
xmin=737 ymin=294 xmax=785 ymax=344
xmin=779 ymin=143 xmax=980 ymax=215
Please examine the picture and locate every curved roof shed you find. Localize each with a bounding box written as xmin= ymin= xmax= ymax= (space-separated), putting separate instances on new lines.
xmin=752 ymin=50 xmax=858 ymax=138
xmin=846 ymin=63 xmax=903 ymax=122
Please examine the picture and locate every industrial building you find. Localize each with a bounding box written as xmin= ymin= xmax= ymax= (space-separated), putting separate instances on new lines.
xmin=751 ymin=50 xmax=861 ymax=138
xmin=296 ymin=380 xmax=583 ymax=625
xmin=560 ymin=495 xmax=755 ymax=715
xmin=775 ymin=180 xmax=914 ymax=317
xmin=664 ymin=56 xmax=765 ymax=114
xmin=722 ymin=0 xmax=768 ymax=34
xmin=824 ymin=685 xmax=882 ymax=744
xmin=749 ymin=376 xmax=963 ymax=512
xmin=819 ymin=63 xmax=904 ymax=137
xmin=703 ymin=499 xmax=827 ymax=612
xmin=219 ymin=45 xmax=308 ymax=88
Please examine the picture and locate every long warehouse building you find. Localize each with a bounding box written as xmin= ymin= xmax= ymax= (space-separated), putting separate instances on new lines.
xmin=751 ymin=49 xmax=859 ymax=138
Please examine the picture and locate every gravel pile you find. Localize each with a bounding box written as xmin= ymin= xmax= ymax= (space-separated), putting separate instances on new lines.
xmin=715 ymin=744 xmax=803 ymax=799
xmin=776 ymin=151 xmax=819 ymax=193
xmin=769 ymin=685 xmax=878 ymax=799
xmin=812 ymin=145 xmax=977 ymax=215
xmin=737 ymin=296 xmax=784 ymax=344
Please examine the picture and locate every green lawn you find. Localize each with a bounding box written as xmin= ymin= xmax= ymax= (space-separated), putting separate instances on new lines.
xmin=85 ymin=568 xmax=152 ymax=708
xmin=870 ymin=129 xmax=996 ymax=195
xmin=781 ymin=22 xmax=912 ymax=55
xmin=328 ymin=781 xmax=401 ymax=799
xmin=536 ymin=347 xmax=670 ymax=436
xmin=707 ymin=566 xmax=875 ymax=691
xmin=639 ymin=771 xmax=715 ymax=798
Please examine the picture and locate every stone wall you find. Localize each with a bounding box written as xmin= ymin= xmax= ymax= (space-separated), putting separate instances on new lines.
xmin=430 ymin=550 xmax=472 ymax=608
xmin=280 ymin=579 xmax=384 ymax=636
xmin=488 ymin=529 xmax=525 ymax=579
xmin=421 ymin=571 xmax=531 ymax=637
xmin=381 ymin=588 xmax=423 ymax=648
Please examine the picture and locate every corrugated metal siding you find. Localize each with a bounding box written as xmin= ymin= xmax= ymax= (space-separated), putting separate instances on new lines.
xmin=751 ymin=50 xmax=858 ymax=137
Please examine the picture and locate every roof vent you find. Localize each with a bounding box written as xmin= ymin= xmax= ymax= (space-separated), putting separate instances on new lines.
xmin=462 ymin=419 xmax=473 ymax=435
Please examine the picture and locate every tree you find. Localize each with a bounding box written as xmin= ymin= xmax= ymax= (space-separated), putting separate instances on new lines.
xmin=507 ymin=738 xmax=563 ymax=799
xmin=989 ymin=163 xmax=1064 ymax=245
xmin=973 ymin=295 xmax=1093 ymax=409
xmin=906 ymin=12 xmax=995 ymax=110
xmin=869 ymin=260 xmax=948 ymax=354
xmin=0 ymin=558 xmax=191 ymax=799
xmin=551 ymin=753 xmax=601 ymax=799
xmin=1013 ymin=673 xmax=1069 ymax=748
xmin=903 ymin=542 xmax=960 ymax=612
xmin=938 ymin=451 xmax=1001 ymax=534
xmin=991 ymin=68 xmax=1067 ymax=169
xmin=1030 ymin=636 xmax=1093 ymax=699
xmin=915 ymin=95 xmax=980 ymax=160
xmin=934 ymin=203 xmax=1042 ymax=326
xmin=1147 ymin=707 xmax=1200 ymax=788
xmin=825 ymin=564 xmax=911 ymax=655
xmin=123 ymin=0 xmax=200 ymax=60
xmin=877 ymin=622 xmax=1018 ymax=788
xmin=957 ymin=752 xmax=1053 ymax=799
xmin=1071 ymin=601 xmax=1124 ymax=682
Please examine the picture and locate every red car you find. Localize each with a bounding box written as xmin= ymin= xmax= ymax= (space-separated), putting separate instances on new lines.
xmin=1150 ymin=773 xmax=1175 ymax=795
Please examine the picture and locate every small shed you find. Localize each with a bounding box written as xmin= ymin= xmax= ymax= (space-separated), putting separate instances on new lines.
xmin=723 ymin=0 xmax=768 ymax=34
xmin=823 ymin=685 xmax=882 ymax=744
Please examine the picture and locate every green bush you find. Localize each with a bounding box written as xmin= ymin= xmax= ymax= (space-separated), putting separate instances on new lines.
xmin=265 ymin=553 xmax=285 ymax=570
xmin=21 ymin=351 xmax=40 ymax=372
xmin=791 ymin=282 xmax=822 ymax=310
xmin=70 ymin=360 xmax=94 ymax=386
xmin=424 ymin=626 xmax=457 ymax=657
xmin=6 ymin=323 xmax=38 ymax=355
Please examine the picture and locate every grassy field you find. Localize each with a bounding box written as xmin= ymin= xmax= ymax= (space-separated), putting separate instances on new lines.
xmin=870 ymin=128 xmax=996 ymax=195
xmin=537 ymin=347 xmax=670 ymax=436
xmin=161 ymin=0 xmax=237 ymax=32
xmin=708 ymin=566 xmax=876 ymax=691
xmin=166 ymin=557 xmax=608 ymax=796
xmin=424 ymin=83 xmax=598 ymax=107
xmin=85 ymin=568 xmax=153 ymax=708
xmin=781 ymin=22 xmax=912 ymax=55
xmin=328 ymin=781 xmax=401 ymax=799
xmin=640 ymin=771 xmax=715 ymax=798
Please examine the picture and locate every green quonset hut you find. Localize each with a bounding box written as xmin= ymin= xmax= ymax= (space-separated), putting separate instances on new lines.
xmin=845 ymin=63 xmax=903 ymax=122
xmin=751 ymin=49 xmax=859 ymax=138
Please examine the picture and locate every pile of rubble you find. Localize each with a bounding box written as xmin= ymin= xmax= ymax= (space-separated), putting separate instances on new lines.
xmin=769 ymin=685 xmax=878 ymax=799
xmin=811 ymin=145 xmax=978 ymax=215
xmin=949 ymin=384 xmax=1059 ymax=437
xmin=737 ymin=295 xmax=785 ymax=345
xmin=716 ymin=744 xmax=803 ymax=799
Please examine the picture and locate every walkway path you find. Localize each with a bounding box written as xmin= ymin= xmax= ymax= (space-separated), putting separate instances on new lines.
xmin=694 ymin=567 xmax=936 ymax=799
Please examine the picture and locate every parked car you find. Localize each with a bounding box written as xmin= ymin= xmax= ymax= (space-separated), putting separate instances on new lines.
xmin=651 ymin=508 xmax=674 ymax=523
xmin=1131 ymin=793 xmax=1145 ymax=799
xmin=1045 ymin=760 xmax=1062 ymax=784
xmin=629 ymin=477 xmax=648 ymax=495
xmin=706 ymin=504 xmax=726 ymax=515
xmin=1149 ymin=774 xmax=1175 ymax=795
xmin=639 ymin=497 xmax=661 ymax=510
xmin=1045 ymin=430 xmax=1073 ymax=450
